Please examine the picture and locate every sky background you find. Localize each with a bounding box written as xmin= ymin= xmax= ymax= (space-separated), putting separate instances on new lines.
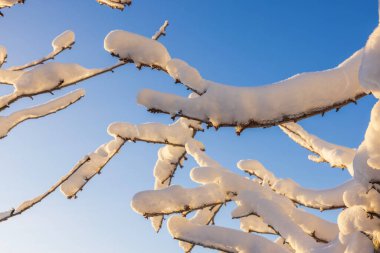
xmin=0 ymin=0 xmax=378 ymax=252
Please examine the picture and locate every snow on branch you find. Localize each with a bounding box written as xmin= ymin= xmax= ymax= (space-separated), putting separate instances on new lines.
xmin=233 ymin=191 xmax=324 ymax=252
xmin=0 ymin=0 xmax=24 ymax=16
xmin=167 ymin=216 xmax=291 ymax=253
xmin=279 ymin=123 xmax=355 ymax=171
xmin=178 ymin=204 xmax=223 ymax=252
xmin=152 ymin=20 xmax=169 ymax=40
xmin=97 ymin=0 xmax=131 ymax=10
xmin=238 ymin=160 xmax=352 ymax=210
xmin=0 ymin=89 xmax=85 ymax=139
xmin=132 ymin=184 xmax=226 ymax=218
xmin=133 ymin=140 xmax=340 ymax=250
xmin=8 ymin=30 xmax=75 ymax=71
xmin=0 ymin=155 xmax=90 ymax=222
xmin=102 ymin=28 xmax=370 ymax=132
xmin=138 ymin=51 xmax=366 ymax=133
xmin=107 ymin=119 xmax=200 ymax=146
xmin=0 ymin=62 xmax=106 ymax=111
xmin=0 ymin=45 xmax=7 ymax=67
xmin=0 ymin=20 xmax=169 ymax=113
xmin=192 ymin=165 xmax=338 ymax=243
xmin=60 ymin=137 xmax=125 ymax=198
xmin=150 ymin=117 xmax=201 ymax=232
xmin=61 ymin=118 xmax=199 ymax=199
xmin=239 ymin=215 xmax=276 ymax=235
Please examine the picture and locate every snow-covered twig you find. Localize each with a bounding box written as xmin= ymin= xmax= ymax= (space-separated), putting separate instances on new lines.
xmin=238 ymin=160 xmax=352 ymax=210
xmin=104 ymin=30 xmax=370 ymax=132
xmin=96 ymin=0 xmax=131 ymax=10
xmin=61 ymin=119 xmax=199 ymax=199
xmin=0 ymin=0 xmax=24 ymax=16
xmin=8 ymin=31 xmax=75 ymax=71
xmin=279 ymin=123 xmax=355 ymax=171
xmin=0 ymin=89 xmax=85 ymax=139
xmin=167 ymin=216 xmax=291 ymax=253
xmin=152 ymin=20 xmax=169 ymax=40
xmin=0 ymin=155 xmax=90 ymax=222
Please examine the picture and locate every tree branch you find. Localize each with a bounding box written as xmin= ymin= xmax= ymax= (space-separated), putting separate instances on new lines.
xmin=0 ymin=155 xmax=90 ymax=222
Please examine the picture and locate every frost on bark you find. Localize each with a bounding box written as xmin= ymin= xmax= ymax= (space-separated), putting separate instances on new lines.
xmin=1 ymin=1 xmax=380 ymax=253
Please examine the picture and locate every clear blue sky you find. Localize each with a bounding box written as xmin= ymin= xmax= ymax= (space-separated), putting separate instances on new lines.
xmin=0 ymin=1 xmax=377 ymax=252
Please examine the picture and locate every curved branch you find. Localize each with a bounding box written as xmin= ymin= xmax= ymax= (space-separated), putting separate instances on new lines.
xmin=139 ymin=89 xmax=366 ymax=134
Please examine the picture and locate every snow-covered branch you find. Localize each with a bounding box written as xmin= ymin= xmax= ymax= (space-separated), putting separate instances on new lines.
xmin=132 ymin=184 xmax=226 ymax=217
xmin=279 ymin=123 xmax=355 ymax=171
xmin=96 ymin=0 xmax=131 ymax=10
xmin=99 ymin=29 xmax=370 ymax=132
xmin=167 ymin=216 xmax=291 ymax=253
xmin=0 ymin=45 xmax=7 ymax=67
xmin=152 ymin=20 xmax=169 ymax=40
xmin=0 ymin=155 xmax=90 ymax=222
xmin=238 ymin=160 xmax=352 ymax=210
xmin=0 ymin=89 xmax=85 ymax=139
xmin=61 ymin=118 xmax=199 ymax=199
xmin=7 ymin=30 xmax=75 ymax=71
xmin=0 ymin=0 xmax=24 ymax=16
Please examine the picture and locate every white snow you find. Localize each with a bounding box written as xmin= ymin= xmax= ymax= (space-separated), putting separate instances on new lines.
xmin=0 ymin=89 xmax=85 ymax=138
xmin=97 ymin=0 xmax=131 ymax=10
xmin=353 ymin=100 xmax=380 ymax=185
xmin=280 ymin=123 xmax=356 ymax=172
xmin=167 ymin=216 xmax=291 ymax=253
xmin=104 ymin=30 xmax=171 ymax=67
xmin=132 ymin=184 xmax=225 ymax=216
xmin=0 ymin=0 xmax=22 ymax=8
xmin=0 ymin=45 xmax=7 ymax=67
xmin=14 ymin=62 xmax=99 ymax=94
xmin=240 ymin=215 xmax=276 ymax=234
xmin=60 ymin=137 xmax=125 ymax=198
xmin=107 ymin=120 xmax=194 ymax=145
xmin=152 ymin=20 xmax=169 ymax=40
xmin=52 ymin=30 xmax=75 ymax=52
xmin=138 ymin=49 xmax=365 ymax=129
xmin=359 ymin=23 xmax=380 ymax=96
